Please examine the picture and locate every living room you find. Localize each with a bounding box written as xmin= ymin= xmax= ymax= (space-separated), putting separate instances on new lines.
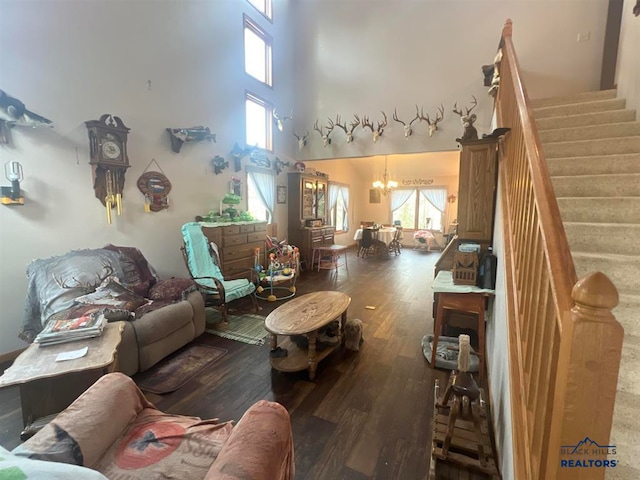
xmin=1 ymin=0 xmax=638 ymax=479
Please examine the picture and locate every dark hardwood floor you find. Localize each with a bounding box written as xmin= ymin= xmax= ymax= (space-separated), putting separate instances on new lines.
xmin=0 ymin=247 xmax=496 ymax=479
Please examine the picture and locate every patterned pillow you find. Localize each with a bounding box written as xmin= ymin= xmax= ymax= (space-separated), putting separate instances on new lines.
xmin=148 ymin=278 xmax=197 ymax=302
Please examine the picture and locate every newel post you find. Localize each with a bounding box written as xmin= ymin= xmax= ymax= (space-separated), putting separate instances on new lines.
xmin=554 ymin=272 xmax=624 ymax=479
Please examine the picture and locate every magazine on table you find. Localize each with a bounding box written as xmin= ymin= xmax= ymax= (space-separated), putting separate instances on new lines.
xmin=35 ymin=312 xmax=107 ymax=346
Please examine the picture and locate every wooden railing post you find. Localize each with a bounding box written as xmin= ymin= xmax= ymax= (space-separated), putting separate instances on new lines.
xmin=550 ymin=272 xmax=624 ymax=479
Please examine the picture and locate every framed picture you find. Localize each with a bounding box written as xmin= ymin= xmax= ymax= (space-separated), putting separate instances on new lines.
xmin=369 ymin=188 xmax=381 ymax=204
xmin=277 ymin=185 xmax=287 ymax=204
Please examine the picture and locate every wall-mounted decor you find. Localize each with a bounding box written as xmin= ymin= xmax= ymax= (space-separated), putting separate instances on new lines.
xmin=137 ymin=159 xmax=171 ymax=212
xmin=293 ymin=130 xmax=308 ymax=151
xmin=230 ymin=142 xmax=256 ymax=172
xmin=230 ymin=176 xmax=242 ymax=196
xmin=0 ymin=161 xmax=24 ymax=205
xmin=211 ymin=155 xmax=228 ymax=175
xmin=166 ymin=126 xmax=216 ymax=153
xmin=0 ymin=89 xmax=53 ymax=129
xmin=400 ymin=178 xmax=434 ymax=187
xmin=250 ymin=149 xmax=270 ymax=168
xmin=334 ymin=114 xmax=360 ymax=143
xmin=362 ymin=111 xmax=388 ymax=143
xmin=277 ymin=186 xmax=287 ymax=204
xmin=369 ymin=189 xmax=381 ymax=204
xmin=452 ymin=96 xmax=478 ymax=141
xmin=275 ymin=157 xmax=289 ymax=175
xmin=85 ymin=114 xmax=130 ymax=223
xmin=273 ymin=108 xmax=293 ymax=132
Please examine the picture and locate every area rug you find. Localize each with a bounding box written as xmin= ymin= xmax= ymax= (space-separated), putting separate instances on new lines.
xmin=136 ymin=344 xmax=227 ymax=394
xmin=205 ymin=308 xmax=270 ymax=346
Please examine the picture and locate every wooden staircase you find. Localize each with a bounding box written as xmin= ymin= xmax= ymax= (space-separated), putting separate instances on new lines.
xmin=532 ymin=89 xmax=640 ymax=480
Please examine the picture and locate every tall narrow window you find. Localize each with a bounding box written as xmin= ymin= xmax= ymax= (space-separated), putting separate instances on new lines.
xmin=245 ymin=92 xmax=272 ymax=151
xmin=244 ymin=15 xmax=272 ymax=86
xmin=246 ymin=0 xmax=272 ymax=21
xmin=329 ymin=183 xmax=350 ymax=232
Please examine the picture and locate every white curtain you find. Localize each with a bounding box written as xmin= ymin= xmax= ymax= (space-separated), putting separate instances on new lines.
xmin=420 ymin=188 xmax=447 ymax=212
xmin=247 ymin=167 xmax=275 ymax=222
xmin=339 ymin=186 xmax=350 ymax=231
xmin=391 ymin=189 xmax=414 ymax=211
xmin=328 ymin=182 xmax=339 ymax=215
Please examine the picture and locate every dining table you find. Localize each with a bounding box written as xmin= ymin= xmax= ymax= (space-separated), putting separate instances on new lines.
xmin=353 ymin=226 xmax=398 ymax=246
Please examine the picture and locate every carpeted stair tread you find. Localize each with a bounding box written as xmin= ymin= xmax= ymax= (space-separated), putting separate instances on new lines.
xmin=543 ymin=135 xmax=640 ymax=158
xmin=563 ymin=222 xmax=640 ymax=255
xmin=615 ymin=292 xmax=640 ymax=338
xmin=533 ymin=98 xmax=626 ymax=119
xmin=556 ymin=197 xmax=640 ymax=223
xmin=571 ymin=251 xmax=640 ymax=292
xmin=547 ymin=153 xmax=640 ymax=176
xmin=538 ymin=121 xmax=640 ymax=143
xmin=530 ymin=89 xmax=618 ymax=108
xmin=609 ymin=388 xmax=640 ymax=480
xmin=536 ymin=109 xmax=636 ymax=130
xmin=552 ymin=173 xmax=640 ymax=197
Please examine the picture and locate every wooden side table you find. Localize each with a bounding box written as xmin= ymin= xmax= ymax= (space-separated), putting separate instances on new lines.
xmin=431 ymin=271 xmax=494 ymax=380
xmin=0 ymin=321 xmax=124 ymax=438
xmin=312 ymin=244 xmax=348 ymax=273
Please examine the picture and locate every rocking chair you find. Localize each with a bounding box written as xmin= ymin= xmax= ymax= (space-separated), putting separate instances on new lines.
xmin=181 ymin=222 xmax=259 ymax=323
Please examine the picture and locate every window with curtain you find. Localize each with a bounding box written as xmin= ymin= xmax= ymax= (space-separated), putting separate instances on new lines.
xmin=329 ymin=182 xmax=350 ymax=232
xmin=247 ymin=167 xmax=275 ymax=222
xmin=391 ymin=187 xmax=447 ymax=231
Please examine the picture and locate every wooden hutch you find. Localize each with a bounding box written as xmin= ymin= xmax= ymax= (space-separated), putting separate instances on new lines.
xmin=435 ymin=137 xmax=499 ymax=275
xmin=287 ymin=172 xmax=335 ymax=267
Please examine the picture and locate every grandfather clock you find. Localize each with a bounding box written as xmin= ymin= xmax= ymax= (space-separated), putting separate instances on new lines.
xmin=85 ymin=114 xmax=130 ymax=223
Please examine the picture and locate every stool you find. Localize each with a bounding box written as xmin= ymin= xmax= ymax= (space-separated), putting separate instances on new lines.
xmin=312 ymin=245 xmax=348 ymax=273
xmin=431 ymin=292 xmax=486 ymax=380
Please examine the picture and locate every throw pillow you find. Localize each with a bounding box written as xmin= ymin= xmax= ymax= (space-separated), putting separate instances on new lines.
xmin=148 ymin=278 xmax=197 ymax=302
xmin=103 ymin=245 xmax=159 ymax=297
xmin=75 ymin=279 xmax=148 ymax=311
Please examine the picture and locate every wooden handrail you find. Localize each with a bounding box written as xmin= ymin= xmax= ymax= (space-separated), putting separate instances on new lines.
xmin=494 ymin=19 xmax=623 ymax=480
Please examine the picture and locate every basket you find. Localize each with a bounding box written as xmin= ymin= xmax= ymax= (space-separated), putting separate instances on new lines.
xmin=453 ymin=251 xmax=479 ymax=285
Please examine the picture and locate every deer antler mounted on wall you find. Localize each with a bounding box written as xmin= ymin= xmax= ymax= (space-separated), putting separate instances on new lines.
xmin=314 ymin=118 xmax=335 ymax=147
xmin=362 ymin=111 xmax=387 ymax=143
xmin=393 ymin=107 xmax=420 ymax=139
xmin=293 ymin=130 xmax=309 ymax=151
xmin=334 ymin=114 xmax=360 ymax=143
xmin=273 ymin=109 xmax=293 ymax=132
xmin=452 ymin=96 xmax=478 ymax=141
xmin=418 ymin=104 xmax=445 ymax=137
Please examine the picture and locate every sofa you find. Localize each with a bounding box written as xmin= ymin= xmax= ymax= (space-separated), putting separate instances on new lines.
xmin=19 ymin=245 xmax=205 ymax=375
xmin=9 ymin=372 xmax=295 ymax=480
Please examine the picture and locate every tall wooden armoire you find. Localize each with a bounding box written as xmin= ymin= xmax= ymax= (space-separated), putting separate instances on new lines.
xmin=435 ymin=137 xmax=499 ymax=274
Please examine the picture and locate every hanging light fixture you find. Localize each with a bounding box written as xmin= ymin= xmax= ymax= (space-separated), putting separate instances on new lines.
xmin=372 ymin=156 xmax=398 ymax=195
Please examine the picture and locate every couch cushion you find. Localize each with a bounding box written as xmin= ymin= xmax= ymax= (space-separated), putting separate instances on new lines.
xmin=1 ymin=445 xmax=108 ymax=480
xmin=132 ymin=300 xmax=194 ymax=347
xmin=75 ymin=278 xmax=148 ymax=311
xmin=148 ymin=278 xmax=197 ymax=302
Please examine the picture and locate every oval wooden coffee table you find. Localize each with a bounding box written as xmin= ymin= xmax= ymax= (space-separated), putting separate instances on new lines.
xmin=265 ymin=291 xmax=351 ymax=380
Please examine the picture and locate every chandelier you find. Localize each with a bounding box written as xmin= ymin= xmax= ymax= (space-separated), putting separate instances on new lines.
xmin=372 ymin=156 xmax=398 ymax=195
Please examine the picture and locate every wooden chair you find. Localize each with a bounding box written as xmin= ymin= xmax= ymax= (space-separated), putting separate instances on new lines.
xmin=181 ymin=222 xmax=259 ymax=323
xmin=360 ymin=221 xmax=374 ymax=227
xmin=388 ymin=227 xmax=403 ymax=255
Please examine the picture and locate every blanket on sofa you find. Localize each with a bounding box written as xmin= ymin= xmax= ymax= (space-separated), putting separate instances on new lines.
xmin=20 ymin=246 xmax=160 ymax=343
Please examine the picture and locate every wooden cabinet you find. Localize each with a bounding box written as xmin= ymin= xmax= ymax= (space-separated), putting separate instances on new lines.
xmin=287 ymin=173 xmax=329 ymax=226
xmin=287 ymin=172 xmax=333 ymax=266
xmin=456 ymin=137 xmax=498 ymax=244
xmin=201 ymin=222 xmax=267 ymax=280
xmin=435 ymin=137 xmax=498 ymax=275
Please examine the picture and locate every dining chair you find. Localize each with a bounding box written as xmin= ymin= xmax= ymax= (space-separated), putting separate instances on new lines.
xmin=388 ymin=227 xmax=403 ymax=256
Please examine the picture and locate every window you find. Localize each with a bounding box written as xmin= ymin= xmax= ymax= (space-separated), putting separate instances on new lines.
xmin=329 ymin=183 xmax=350 ymax=232
xmin=247 ymin=167 xmax=275 ymax=222
xmin=245 ymin=92 xmax=273 ymax=151
xmin=246 ymin=0 xmax=272 ymax=21
xmin=391 ymin=188 xmax=447 ymax=231
xmin=244 ymin=15 xmax=272 ymax=86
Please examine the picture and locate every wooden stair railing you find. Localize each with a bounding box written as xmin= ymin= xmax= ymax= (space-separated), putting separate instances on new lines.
xmin=494 ymin=19 xmax=624 ymax=480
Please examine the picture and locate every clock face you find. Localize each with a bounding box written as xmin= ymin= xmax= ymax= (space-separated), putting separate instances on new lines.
xmin=101 ymin=140 xmax=122 ymax=159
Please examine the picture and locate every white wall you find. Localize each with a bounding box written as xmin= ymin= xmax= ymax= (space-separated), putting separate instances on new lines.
xmin=615 ymin=0 xmax=640 ymax=113
xmin=0 ymin=0 xmax=295 ymax=354
xmin=291 ymin=0 xmax=609 ymax=161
